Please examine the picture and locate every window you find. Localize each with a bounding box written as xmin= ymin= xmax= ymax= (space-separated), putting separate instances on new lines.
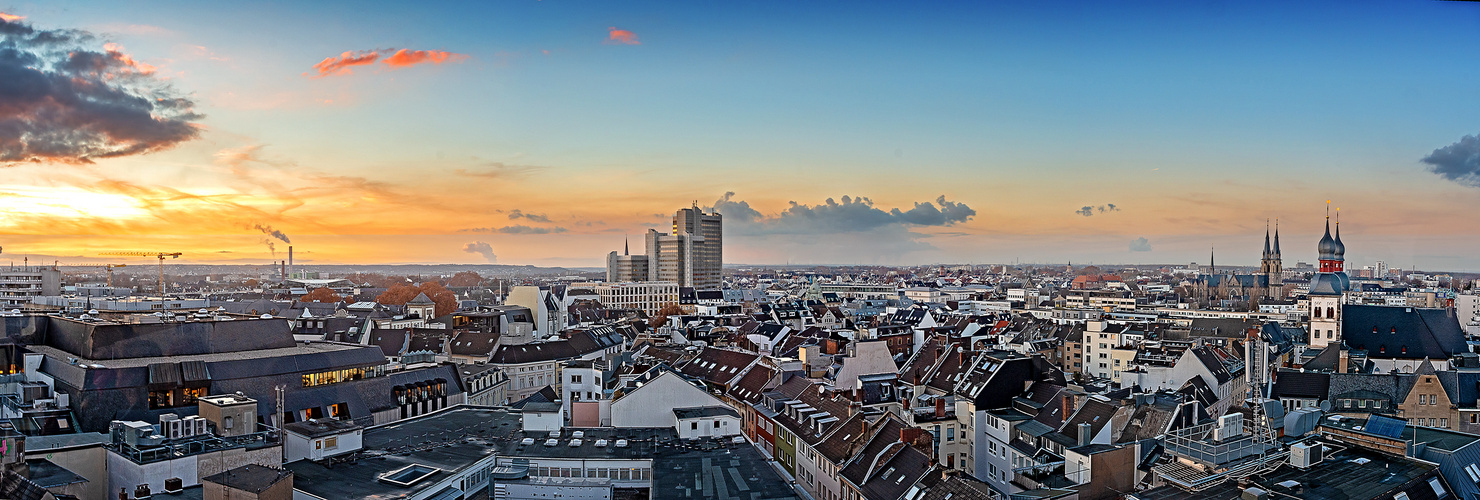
xmin=692 ymin=422 xmax=698 ymax=430
xmin=571 ymin=375 xmax=582 ymax=384
xmin=1442 ymin=418 xmax=1449 ymax=428
xmin=714 ymin=420 xmax=720 ymax=428
xmin=325 ymin=437 xmax=338 ymax=449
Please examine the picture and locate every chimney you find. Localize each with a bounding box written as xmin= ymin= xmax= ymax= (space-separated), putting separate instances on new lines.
xmin=1077 ymin=422 xmax=1092 ymax=446
xmin=1338 ymin=347 xmax=1349 ymax=374
xmin=934 ymin=398 xmax=946 ymax=418
xmin=900 ymin=427 xmax=925 ymax=444
xmin=288 ymin=246 xmax=294 ymax=276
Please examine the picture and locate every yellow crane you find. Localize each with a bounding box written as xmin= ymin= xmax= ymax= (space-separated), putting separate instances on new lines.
xmin=100 ymin=252 xmax=181 ymax=296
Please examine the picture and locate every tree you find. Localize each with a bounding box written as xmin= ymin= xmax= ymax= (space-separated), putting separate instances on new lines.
xmin=649 ymin=302 xmax=683 ymax=329
xmin=300 ymin=287 xmax=350 ymax=304
xmin=244 ymin=279 xmax=260 ymax=288
xmin=446 ymin=271 xmax=483 ymax=287
xmin=378 ymin=282 xmax=458 ymax=317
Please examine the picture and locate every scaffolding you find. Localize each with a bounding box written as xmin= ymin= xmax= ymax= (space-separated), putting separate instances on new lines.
xmin=1154 ymin=401 xmax=1283 ymax=491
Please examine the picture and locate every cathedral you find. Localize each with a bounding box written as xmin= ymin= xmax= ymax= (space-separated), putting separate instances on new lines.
xmin=1195 ymin=221 xmax=1286 ymax=308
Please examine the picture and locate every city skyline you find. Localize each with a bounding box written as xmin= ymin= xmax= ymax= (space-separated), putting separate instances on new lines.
xmin=3 ymin=2 xmax=1480 ymax=269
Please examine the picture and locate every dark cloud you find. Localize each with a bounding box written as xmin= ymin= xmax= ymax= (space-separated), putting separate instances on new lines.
xmin=713 ymin=193 xmax=974 ymax=236
xmin=508 ymin=209 xmax=552 ymax=223
xmin=458 ymin=225 xmax=568 ymax=235
xmin=461 ymin=241 xmax=497 ymax=263
xmin=1129 ymin=237 xmax=1152 ymax=252
xmin=1076 ymin=204 xmax=1119 ymax=217
xmin=1421 ymin=133 xmax=1480 ymax=187
xmin=0 ymin=17 xmax=201 ymax=163
xmin=252 ymin=223 xmax=290 ymax=243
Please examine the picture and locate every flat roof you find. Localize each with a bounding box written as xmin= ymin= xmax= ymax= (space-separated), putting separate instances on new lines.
xmin=498 ymin=427 xmax=670 ymax=461
xmin=652 ymin=438 xmax=800 ymax=499
xmin=284 ymin=418 xmax=362 ymax=439
xmin=288 ymin=406 xmax=519 ymax=500
xmin=1135 ymin=446 xmax=1442 ymax=500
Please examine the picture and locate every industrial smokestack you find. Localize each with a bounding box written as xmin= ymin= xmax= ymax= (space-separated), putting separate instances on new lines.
xmin=288 ymin=246 xmax=293 ymax=279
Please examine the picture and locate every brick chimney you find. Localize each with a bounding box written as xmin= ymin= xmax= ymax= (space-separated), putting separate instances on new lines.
xmin=900 ymin=427 xmax=925 ymax=444
xmin=934 ymin=398 xmax=946 ymax=418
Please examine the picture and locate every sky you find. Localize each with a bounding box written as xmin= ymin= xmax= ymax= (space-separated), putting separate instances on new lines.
xmin=2 ymin=1 xmax=1480 ymax=270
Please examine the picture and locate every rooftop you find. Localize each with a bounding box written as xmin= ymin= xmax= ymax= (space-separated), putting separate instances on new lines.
xmin=202 ymin=464 xmax=293 ymax=494
xmin=651 ymin=435 xmax=801 ymax=499
xmin=1135 ymin=446 xmax=1445 ymax=500
xmin=287 ymin=405 xmax=518 ymax=500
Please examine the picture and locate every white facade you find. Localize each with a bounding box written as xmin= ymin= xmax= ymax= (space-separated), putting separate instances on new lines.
xmin=675 ymin=412 xmax=740 ymax=439
xmin=562 ymin=362 xmax=606 ymax=424
xmin=1309 ymin=294 xmax=1341 ymax=348
xmin=284 ymin=427 xmax=363 ymax=463
xmin=1083 ymin=321 xmax=1121 ymax=379
xmin=610 ymin=371 xmax=724 ymax=429
xmin=578 ymin=282 xmax=680 ymax=316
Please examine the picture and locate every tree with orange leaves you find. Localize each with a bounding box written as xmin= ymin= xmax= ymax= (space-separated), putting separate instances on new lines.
xmin=649 ymin=302 xmax=683 ymax=329
xmin=300 ymin=287 xmax=349 ymax=303
xmin=378 ymin=282 xmax=458 ymax=317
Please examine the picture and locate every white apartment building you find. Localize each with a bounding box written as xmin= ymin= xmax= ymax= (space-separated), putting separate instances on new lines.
xmin=579 ymin=281 xmax=680 ymax=316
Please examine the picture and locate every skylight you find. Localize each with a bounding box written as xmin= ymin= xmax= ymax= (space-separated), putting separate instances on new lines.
xmin=379 ymin=464 xmax=440 ymax=487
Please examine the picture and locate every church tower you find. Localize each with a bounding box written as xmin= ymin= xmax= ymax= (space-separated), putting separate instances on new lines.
xmin=1309 ymin=204 xmax=1347 ymax=348
xmin=1260 ymin=220 xmax=1284 ymax=298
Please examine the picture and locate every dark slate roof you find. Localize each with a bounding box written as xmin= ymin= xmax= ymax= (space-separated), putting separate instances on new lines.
xmin=1341 ymin=305 xmax=1468 ymax=360
xmin=955 ymin=353 xmax=1065 ymax=409
xmin=814 ymin=412 xmax=870 ymax=464
xmin=408 ymin=292 xmax=434 ymax=305
xmin=448 ymin=330 xmax=500 ymax=356
xmin=509 ymin=386 xmax=559 ymax=409
xmin=202 ymin=464 xmax=293 ymax=494
xmin=678 ymin=347 xmax=759 ymax=387
xmin=1271 ymin=371 xmax=1331 ymax=400
xmin=1329 ymin=372 xmax=1408 ymax=406
xmin=1058 ymin=397 xmax=1120 ymax=439
xmin=727 ymin=364 xmax=777 ymax=405
xmin=1190 ymin=346 xmax=1236 ymax=385
xmin=489 ymin=327 xmax=622 ymax=365
xmin=860 ymin=443 xmax=933 ymax=500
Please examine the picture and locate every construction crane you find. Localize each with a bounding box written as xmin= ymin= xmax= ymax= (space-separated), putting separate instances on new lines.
xmin=54 ymin=263 xmax=128 ymax=287
xmin=100 ymin=252 xmax=181 ymax=297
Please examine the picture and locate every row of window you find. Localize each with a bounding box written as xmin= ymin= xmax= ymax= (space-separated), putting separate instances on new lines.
xmin=303 ymin=367 xmax=367 ymax=387
xmin=529 ymin=466 xmax=651 ymax=481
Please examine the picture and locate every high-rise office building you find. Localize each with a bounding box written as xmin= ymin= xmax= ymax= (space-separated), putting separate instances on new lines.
xmin=604 ymin=205 xmax=723 ymax=290
xmin=606 ymin=239 xmax=650 ymax=282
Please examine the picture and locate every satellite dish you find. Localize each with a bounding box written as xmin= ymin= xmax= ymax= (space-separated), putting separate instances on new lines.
xmin=1319 ymin=400 xmax=1331 ymax=412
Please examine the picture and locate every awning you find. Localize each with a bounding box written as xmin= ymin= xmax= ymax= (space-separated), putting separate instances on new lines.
xmin=147 ymin=363 xmax=182 ymax=390
xmin=181 ymin=360 xmax=210 ymax=386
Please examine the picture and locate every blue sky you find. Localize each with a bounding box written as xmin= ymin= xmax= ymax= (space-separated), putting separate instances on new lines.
xmin=1 ymin=1 xmax=1479 ymax=268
